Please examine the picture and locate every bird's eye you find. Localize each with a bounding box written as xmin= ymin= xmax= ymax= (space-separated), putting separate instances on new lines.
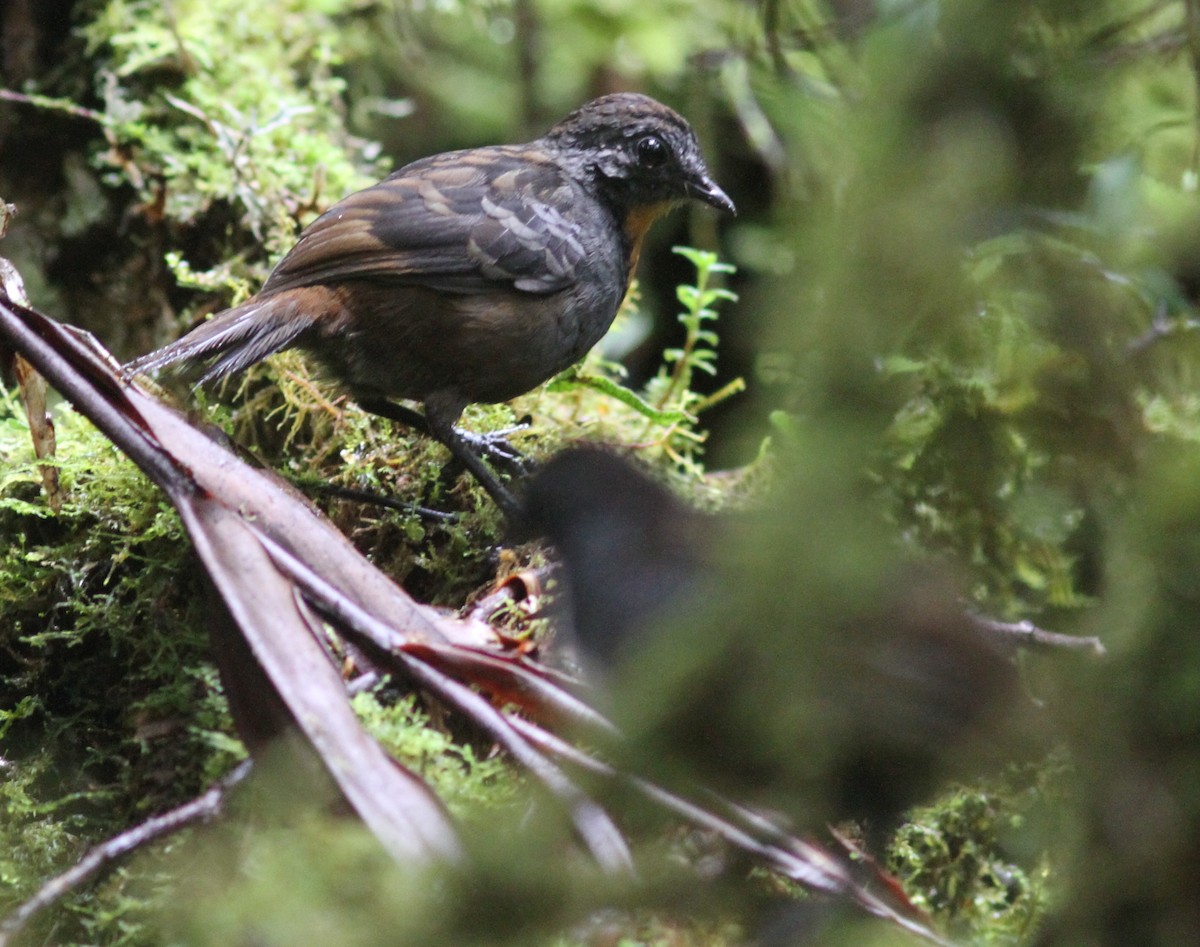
xmin=635 ymin=135 xmax=670 ymax=168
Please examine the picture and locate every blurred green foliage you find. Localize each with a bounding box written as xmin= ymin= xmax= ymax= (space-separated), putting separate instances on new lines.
xmin=4 ymin=0 xmax=1200 ymax=945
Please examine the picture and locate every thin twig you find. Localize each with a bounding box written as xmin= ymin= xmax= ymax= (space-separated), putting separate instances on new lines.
xmin=512 ymin=0 xmax=543 ymax=135
xmin=0 ymin=760 xmax=252 ymax=946
xmin=0 ymin=88 xmax=109 ymax=125
xmin=254 ymin=531 xmax=631 ymax=871
xmin=504 ymin=715 xmax=952 ymax=946
xmin=302 ymin=482 xmax=460 ymax=523
xmin=968 ymin=613 xmax=1107 ymax=656
xmin=1094 ymin=29 xmax=1185 ymax=65
xmin=1126 ymin=299 xmax=1200 ymax=356
xmin=1186 ymin=0 xmax=1200 ymax=176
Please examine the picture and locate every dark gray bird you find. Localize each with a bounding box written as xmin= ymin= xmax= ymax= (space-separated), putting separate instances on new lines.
xmin=126 ymin=94 xmax=735 ymax=517
xmin=524 ymin=446 xmax=1031 ymax=844
xmin=522 ymin=445 xmax=706 ymax=669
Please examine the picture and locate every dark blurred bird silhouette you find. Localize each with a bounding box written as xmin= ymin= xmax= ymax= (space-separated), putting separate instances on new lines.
xmin=522 ymin=445 xmax=707 ymax=669
xmin=126 ymin=94 xmax=734 ymax=518
xmin=525 ymin=446 xmax=1031 ymax=844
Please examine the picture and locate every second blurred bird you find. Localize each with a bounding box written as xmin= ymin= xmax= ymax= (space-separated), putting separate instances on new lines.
xmin=526 ymin=446 xmax=1037 ymax=844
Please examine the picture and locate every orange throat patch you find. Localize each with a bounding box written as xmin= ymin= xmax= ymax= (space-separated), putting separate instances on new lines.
xmin=622 ymin=200 xmax=675 ymax=281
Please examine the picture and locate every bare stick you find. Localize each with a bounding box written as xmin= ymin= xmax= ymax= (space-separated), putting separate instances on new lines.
xmin=969 ymin=612 xmax=1107 ymax=656
xmin=0 ymin=88 xmax=109 ymax=125
xmin=0 ymin=760 xmax=252 ymax=946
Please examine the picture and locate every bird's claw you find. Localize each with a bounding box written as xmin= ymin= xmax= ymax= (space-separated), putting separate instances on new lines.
xmin=457 ymin=423 xmax=534 ymax=476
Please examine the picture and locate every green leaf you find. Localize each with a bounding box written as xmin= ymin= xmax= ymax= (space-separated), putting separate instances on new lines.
xmin=547 ymin=371 xmax=691 ymax=425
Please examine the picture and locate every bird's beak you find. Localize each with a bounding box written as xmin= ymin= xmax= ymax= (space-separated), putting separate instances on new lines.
xmin=688 ymin=172 xmax=736 ymax=215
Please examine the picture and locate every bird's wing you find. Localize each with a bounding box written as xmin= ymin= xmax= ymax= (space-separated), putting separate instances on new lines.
xmin=260 ymin=147 xmax=591 ymax=298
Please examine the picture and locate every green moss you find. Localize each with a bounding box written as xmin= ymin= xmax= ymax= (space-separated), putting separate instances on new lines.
xmin=0 ymin=393 xmax=232 ymax=942
xmin=351 ymin=690 xmax=521 ymax=820
xmin=8 ymin=2 xmax=1115 ymax=944
xmin=0 ymin=386 xmax=540 ymax=943
xmin=887 ymin=761 xmax=1069 ymax=945
xmin=79 ymin=0 xmax=382 ymax=259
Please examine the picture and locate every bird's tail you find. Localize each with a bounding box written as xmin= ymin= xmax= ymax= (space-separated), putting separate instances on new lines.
xmin=124 ymin=293 xmax=317 ymax=385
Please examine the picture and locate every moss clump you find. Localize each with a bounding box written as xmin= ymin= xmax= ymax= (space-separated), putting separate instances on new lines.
xmin=351 ymin=690 xmax=521 ymax=820
xmin=887 ymin=761 xmax=1068 ymax=945
xmin=79 ymin=0 xmax=383 ymax=263
xmin=0 ymin=394 xmax=235 ymax=941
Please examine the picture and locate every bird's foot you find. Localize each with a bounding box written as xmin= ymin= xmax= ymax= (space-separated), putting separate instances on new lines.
xmin=456 ymin=420 xmax=535 ymax=477
xmin=361 ymin=397 xmax=535 ymax=523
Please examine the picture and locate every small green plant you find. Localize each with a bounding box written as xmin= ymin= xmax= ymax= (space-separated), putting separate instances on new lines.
xmin=653 ymin=246 xmax=740 ymax=410
xmin=543 ymin=246 xmax=742 ymax=475
xmin=642 ymin=246 xmax=742 ymax=466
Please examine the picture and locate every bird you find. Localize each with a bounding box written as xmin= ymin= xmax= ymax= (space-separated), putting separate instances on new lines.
xmin=524 ymin=447 xmax=1032 ymax=844
xmin=125 ymin=93 xmax=735 ymax=518
xmin=522 ymin=445 xmax=708 ymax=671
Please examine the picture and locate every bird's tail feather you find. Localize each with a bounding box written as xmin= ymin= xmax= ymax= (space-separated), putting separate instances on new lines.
xmin=125 ymin=296 xmax=316 ymax=384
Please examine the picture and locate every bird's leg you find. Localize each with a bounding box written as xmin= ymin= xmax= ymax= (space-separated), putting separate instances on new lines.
xmin=357 ymin=398 xmax=431 ymax=434
xmin=358 ymin=398 xmax=531 ymax=474
xmin=359 ymin=397 xmax=528 ymax=521
xmin=430 ymin=421 xmax=526 ymax=522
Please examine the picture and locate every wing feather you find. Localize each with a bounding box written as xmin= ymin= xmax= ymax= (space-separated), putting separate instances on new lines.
xmin=261 ymin=147 xmax=591 ymax=298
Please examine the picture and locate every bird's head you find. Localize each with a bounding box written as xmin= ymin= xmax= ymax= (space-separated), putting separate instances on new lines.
xmin=544 ymin=93 xmax=735 ymax=218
